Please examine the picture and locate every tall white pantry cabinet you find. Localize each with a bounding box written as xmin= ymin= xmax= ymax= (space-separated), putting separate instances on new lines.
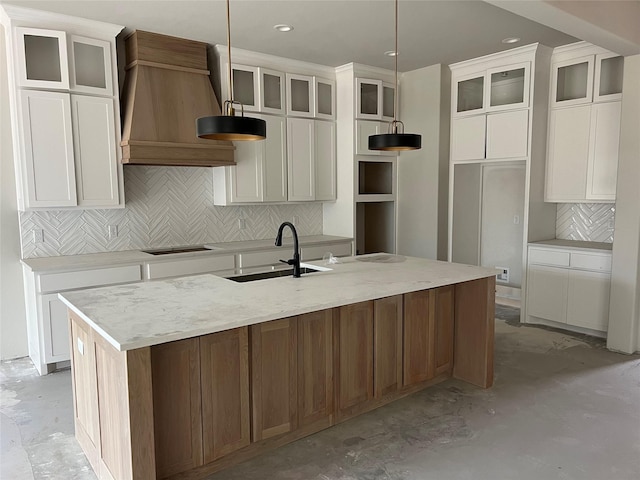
xmin=0 ymin=5 xmax=125 ymax=211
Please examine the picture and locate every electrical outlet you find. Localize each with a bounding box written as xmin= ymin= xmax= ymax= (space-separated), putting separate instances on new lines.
xmin=238 ymin=218 xmax=246 ymax=230
xmin=496 ymin=267 xmax=510 ymax=283
xmin=32 ymin=229 xmax=44 ymax=243
xmin=292 ymin=215 xmax=299 ymax=225
xmin=108 ymin=225 xmax=118 ymax=239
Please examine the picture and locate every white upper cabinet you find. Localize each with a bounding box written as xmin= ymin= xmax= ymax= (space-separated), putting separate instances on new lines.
xmin=486 ymin=109 xmax=529 ymax=159
xmin=227 ymin=64 xmax=260 ymax=112
xmin=15 ymin=27 xmax=70 ymax=90
xmin=69 ymin=35 xmax=113 ymax=96
xmin=287 ymin=117 xmax=315 ymax=200
xmin=593 ymin=53 xmax=624 ymax=103
xmin=314 ymin=120 xmax=336 ymax=201
xmin=451 ymin=116 xmax=486 ymax=161
xmin=286 ymin=73 xmax=314 ymax=117
xmin=20 ymin=90 xmax=77 ymax=207
xmin=485 ymin=62 xmax=530 ymax=112
xmin=260 ymin=68 xmax=285 ymax=115
xmin=355 ymin=120 xmax=397 ymax=157
xmin=587 ymin=101 xmax=621 ymax=201
xmin=551 ymin=55 xmax=594 ymax=107
xmin=454 ymin=73 xmax=485 ymax=116
xmin=314 ymin=77 xmax=335 ymax=120
xmin=356 ymin=78 xmax=395 ymax=121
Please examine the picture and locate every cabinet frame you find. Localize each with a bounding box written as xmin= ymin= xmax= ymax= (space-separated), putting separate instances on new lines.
xmin=550 ymin=55 xmax=595 ymax=108
xmin=14 ymin=26 xmax=70 ymax=90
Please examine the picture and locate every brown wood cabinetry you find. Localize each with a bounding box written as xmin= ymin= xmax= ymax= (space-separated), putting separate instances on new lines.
xmin=251 ymin=318 xmax=298 ymax=441
xmin=298 ymin=310 xmax=334 ymax=427
xmin=373 ymin=295 xmax=403 ymax=397
xmin=151 ymin=338 xmax=203 ymax=478
xmin=403 ymin=290 xmax=436 ymax=386
xmin=435 ymin=286 xmax=455 ymax=375
xmin=200 ymin=328 xmax=250 ymax=463
xmin=335 ymin=301 xmax=374 ymax=416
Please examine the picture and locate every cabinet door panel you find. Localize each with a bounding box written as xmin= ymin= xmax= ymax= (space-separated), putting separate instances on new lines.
xmin=486 ymin=110 xmax=528 ymax=159
xmin=287 ymin=118 xmax=314 ymax=201
xmin=314 ymin=120 xmax=336 ymax=201
xmin=251 ymin=319 xmax=298 ymax=441
xmin=356 ymin=78 xmax=382 ymax=120
xmin=201 ymin=328 xmax=250 ymax=462
xmin=20 ymin=90 xmax=77 ymax=207
xmin=435 ymin=286 xmax=455 ymax=376
xmin=567 ymin=270 xmax=610 ymax=332
xmin=451 ymin=115 xmax=485 ymax=161
xmin=287 ymin=73 xmax=314 ymax=117
xmin=526 ymin=265 xmax=568 ymax=323
xmin=230 ymin=138 xmax=263 ymax=203
xmin=151 ymin=339 xmax=203 ymax=478
xmin=41 ymin=294 xmax=70 ymax=362
xmin=263 ymin=115 xmax=288 ymax=202
xmin=260 ymin=68 xmax=285 ymax=115
xmin=587 ymin=102 xmax=620 ymax=201
xmin=356 ymin=120 xmax=380 ymax=156
xmin=545 ymin=106 xmax=591 ymax=201
xmin=403 ymin=290 xmax=435 ymax=386
xmin=373 ymin=296 xmax=403 ymax=397
xmin=15 ymin=27 xmax=69 ymax=89
xmin=69 ymin=35 xmax=113 ymax=96
xmin=298 ymin=310 xmax=333 ymax=426
xmin=551 ymin=56 xmax=594 ymax=107
xmin=71 ymin=95 xmax=119 ymax=207
xmin=337 ymin=301 xmax=373 ymax=412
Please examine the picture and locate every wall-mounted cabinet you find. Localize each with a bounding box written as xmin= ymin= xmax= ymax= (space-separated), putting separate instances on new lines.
xmin=15 ymin=27 xmax=70 ymax=89
xmin=69 ymin=35 xmax=113 ymax=96
xmin=355 ymin=78 xmax=394 ymax=121
xmin=314 ymin=77 xmax=336 ymax=120
xmin=225 ymin=64 xmax=286 ymax=115
xmin=286 ymin=73 xmax=313 ymax=117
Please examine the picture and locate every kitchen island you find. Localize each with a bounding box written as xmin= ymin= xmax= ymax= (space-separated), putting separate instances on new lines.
xmin=60 ymin=254 xmax=496 ymax=480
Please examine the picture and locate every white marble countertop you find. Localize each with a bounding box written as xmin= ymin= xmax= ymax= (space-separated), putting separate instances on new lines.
xmin=59 ymin=254 xmax=497 ymax=352
xmin=22 ymin=235 xmax=352 ymax=273
xmin=529 ymin=239 xmax=613 ymax=252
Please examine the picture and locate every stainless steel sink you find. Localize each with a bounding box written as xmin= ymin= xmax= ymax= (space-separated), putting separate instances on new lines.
xmin=226 ymin=267 xmax=321 ymax=283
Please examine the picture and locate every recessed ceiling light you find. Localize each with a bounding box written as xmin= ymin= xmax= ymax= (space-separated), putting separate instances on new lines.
xmin=384 ymin=50 xmax=397 ymax=57
xmin=502 ymin=37 xmax=520 ymax=44
xmin=274 ymin=24 xmax=293 ymax=32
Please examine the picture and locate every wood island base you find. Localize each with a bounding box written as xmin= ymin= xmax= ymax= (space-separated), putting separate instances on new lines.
xmin=68 ymin=276 xmax=495 ymax=480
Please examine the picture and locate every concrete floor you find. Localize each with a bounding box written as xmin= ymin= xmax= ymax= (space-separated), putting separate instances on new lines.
xmin=2 ymin=307 xmax=639 ymax=480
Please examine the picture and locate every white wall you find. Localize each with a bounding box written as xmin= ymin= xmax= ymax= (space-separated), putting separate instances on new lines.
xmin=607 ymin=54 xmax=640 ymax=354
xmin=396 ymin=64 xmax=445 ymax=260
xmin=0 ymin=25 xmax=28 ymax=360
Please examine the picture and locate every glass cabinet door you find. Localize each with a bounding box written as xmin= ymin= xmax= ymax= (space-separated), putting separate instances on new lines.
xmin=286 ymin=73 xmax=314 ymax=117
xmin=15 ymin=27 xmax=70 ymax=90
xmin=260 ymin=68 xmax=285 ymax=115
xmin=594 ymin=54 xmax=623 ymax=103
xmin=454 ymin=74 xmax=484 ymax=115
xmin=356 ymin=78 xmax=382 ymax=119
xmin=551 ymin=55 xmax=595 ymax=107
xmin=229 ymin=64 xmax=259 ymax=112
xmin=382 ymin=84 xmax=395 ymax=121
xmin=314 ymin=77 xmax=335 ymax=120
xmin=69 ymin=36 xmax=113 ymax=96
xmin=486 ymin=62 xmax=530 ymax=112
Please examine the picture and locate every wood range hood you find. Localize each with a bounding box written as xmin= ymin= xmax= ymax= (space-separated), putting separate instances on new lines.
xmin=120 ymin=30 xmax=235 ymax=167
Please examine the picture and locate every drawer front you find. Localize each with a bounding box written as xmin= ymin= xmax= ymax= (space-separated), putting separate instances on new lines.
xmin=570 ymin=252 xmax=612 ymax=272
xmin=39 ymin=265 xmax=142 ymax=293
xmin=146 ymin=255 xmax=235 ymax=280
xmin=302 ymin=242 xmax=352 ymax=261
xmin=238 ymin=249 xmax=284 ymax=269
xmin=528 ymin=248 xmax=570 ymax=267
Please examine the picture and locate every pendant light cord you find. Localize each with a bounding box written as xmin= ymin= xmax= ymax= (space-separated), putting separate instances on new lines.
xmin=226 ymin=0 xmax=234 ymax=110
xmin=393 ymin=0 xmax=398 ymax=132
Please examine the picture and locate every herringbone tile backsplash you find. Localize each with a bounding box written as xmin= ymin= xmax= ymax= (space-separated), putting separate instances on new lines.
xmin=20 ymin=166 xmax=323 ymax=258
xmin=556 ymin=203 xmax=615 ymax=243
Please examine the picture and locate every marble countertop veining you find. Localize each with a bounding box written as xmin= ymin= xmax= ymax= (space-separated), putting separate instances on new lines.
xmin=59 ymin=255 xmax=497 ymax=352
xmin=529 ymin=239 xmax=613 ymax=252
xmin=21 ymin=235 xmax=352 ymax=273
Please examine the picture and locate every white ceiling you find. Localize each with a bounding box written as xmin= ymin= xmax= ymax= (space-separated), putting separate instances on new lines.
xmin=3 ymin=0 xmax=578 ymax=71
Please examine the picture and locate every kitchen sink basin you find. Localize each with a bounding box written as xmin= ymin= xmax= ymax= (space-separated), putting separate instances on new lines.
xmin=227 ymin=267 xmax=322 ymax=283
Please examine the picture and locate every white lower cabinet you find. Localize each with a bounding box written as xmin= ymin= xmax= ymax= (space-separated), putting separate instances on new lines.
xmin=526 ymin=246 xmax=611 ymax=333
xmin=40 ymin=294 xmax=71 ymax=362
xmin=144 ymin=255 xmax=235 ymax=280
xmin=213 ymin=114 xmax=287 ymax=205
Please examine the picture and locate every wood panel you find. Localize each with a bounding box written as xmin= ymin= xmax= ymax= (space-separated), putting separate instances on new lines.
xmin=453 ymin=277 xmax=495 ymax=388
xmin=373 ymin=295 xmax=403 ymax=397
xmin=251 ymin=318 xmax=298 ymax=441
xmin=151 ymin=339 xmax=202 ymax=478
xmin=201 ymin=328 xmax=250 ymax=463
xmin=124 ymin=30 xmax=208 ymax=70
xmin=336 ymin=301 xmax=374 ymax=415
xmin=403 ymin=290 xmax=435 ymax=386
xmin=298 ymin=310 xmax=334 ymax=427
xmin=435 ymin=286 xmax=455 ymax=375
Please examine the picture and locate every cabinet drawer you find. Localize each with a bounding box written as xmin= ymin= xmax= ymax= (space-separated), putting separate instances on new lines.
xmin=39 ymin=265 xmax=142 ymax=293
xmin=570 ymin=253 xmax=611 ymax=272
xmin=238 ymin=249 xmax=284 ymax=269
xmin=528 ymin=248 xmax=570 ymax=267
xmin=146 ymin=255 xmax=235 ymax=280
xmin=301 ymin=243 xmax=352 ymax=261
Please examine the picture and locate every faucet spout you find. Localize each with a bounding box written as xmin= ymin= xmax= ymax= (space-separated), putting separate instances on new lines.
xmin=275 ymin=222 xmax=301 ymax=278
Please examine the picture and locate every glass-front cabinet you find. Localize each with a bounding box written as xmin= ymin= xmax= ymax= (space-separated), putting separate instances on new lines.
xmin=15 ymin=27 xmax=70 ymax=89
xmin=356 ymin=78 xmax=396 ymax=121
xmin=259 ymin=68 xmax=285 ymax=115
xmin=286 ymin=73 xmax=313 ymax=117
xmin=228 ymin=64 xmax=260 ymax=112
xmin=454 ymin=74 xmax=484 ymax=115
xmin=551 ymin=55 xmax=594 ymax=107
xmin=69 ymin=35 xmax=113 ymax=96
xmin=594 ymin=53 xmax=623 ymax=103
xmin=486 ymin=63 xmax=530 ymax=112
xmin=314 ymin=77 xmax=335 ymax=120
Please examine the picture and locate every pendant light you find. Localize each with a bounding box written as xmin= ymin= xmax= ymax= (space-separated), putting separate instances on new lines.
xmin=197 ymin=0 xmax=266 ymax=141
xmin=368 ymin=0 xmax=421 ymax=151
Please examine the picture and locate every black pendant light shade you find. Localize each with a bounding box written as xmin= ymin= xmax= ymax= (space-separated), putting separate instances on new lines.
xmin=369 ymin=0 xmax=421 ymax=152
xmin=197 ymin=109 xmax=266 ymax=141
xmin=196 ymin=0 xmax=266 ymax=142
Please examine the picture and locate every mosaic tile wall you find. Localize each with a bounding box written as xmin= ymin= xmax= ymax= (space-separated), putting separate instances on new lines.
xmin=20 ymin=166 xmax=323 ymax=258
xmin=556 ymin=203 xmax=615 ymax=243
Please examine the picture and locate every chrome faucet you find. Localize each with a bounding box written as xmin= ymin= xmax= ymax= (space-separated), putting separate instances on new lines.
xmin=275 ymin=221 xmax=301 ymax=278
